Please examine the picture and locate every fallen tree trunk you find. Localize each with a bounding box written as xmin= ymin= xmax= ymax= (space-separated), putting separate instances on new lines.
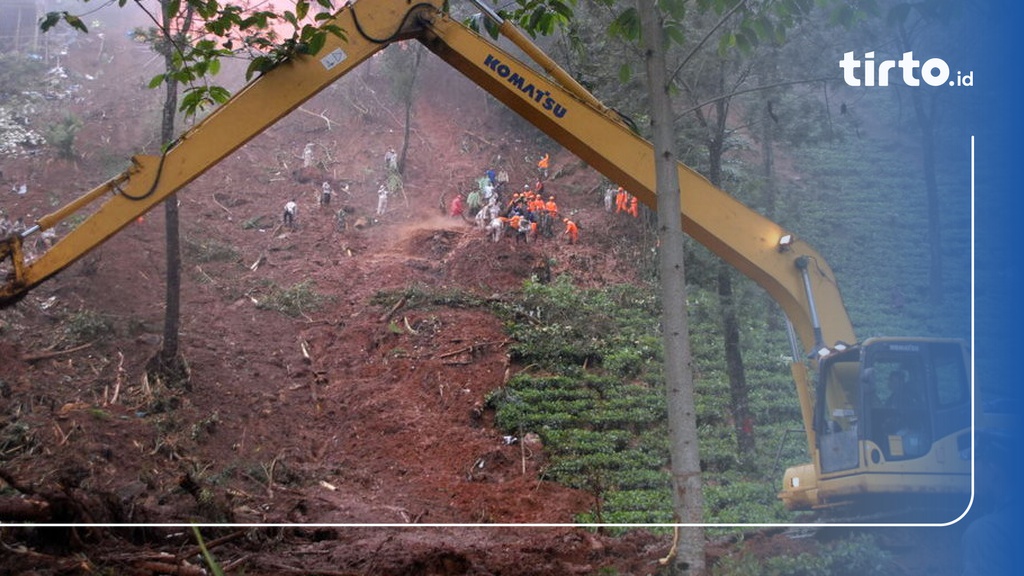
xmin=0 ymin=495 xmax=51 ymax=522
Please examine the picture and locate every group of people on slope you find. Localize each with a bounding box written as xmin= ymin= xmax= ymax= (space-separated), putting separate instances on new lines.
xmin=283 ymin=143 xmax=401 ymax=231
xmin=280 ymin=148 xmax=582 ymax=245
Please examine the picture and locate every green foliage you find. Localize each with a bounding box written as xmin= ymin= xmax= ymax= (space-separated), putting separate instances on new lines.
xmin=63 ymin=309 xmax=112 ymax=345
xmin=711 ymin=534 xmax=892 ymax=576
xmin=703 ymin=476 xmax=790 ymax=524
xmin=504 ymin=0 xmax=576 ymax=38
xmin=45 ymin=113 xmax=83 ymax=159
xmin=488 ymin=275 xmax=799 ymax=525
xmin=380 ymin=39 xmax=423 ymax=102
xmin=257 ymin=280 xmax=328 ymax=317
xmin=372 ymin=284 xmax=485 ymax=311
xmin=88 ymin=408 xmax=112 ymax=421
xmin=608 ymin=7 xmax=640 ymax=41
xmin=495 ymin=275 xmax=661 ymax=370
xmin=386 ymin=171 xmax=404 ymax=194
xmin=44 ymin=1 xmax=345 ymax=118
xmin=40 ymin=11 xmax=88 ymax=34
xmin=183 ymin=234 xmax=239 ymax=263
xmin=191 ymin=526 xmax=226 ymax=576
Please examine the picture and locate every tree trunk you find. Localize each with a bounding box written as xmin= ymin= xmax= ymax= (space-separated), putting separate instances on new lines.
xmin=638 ymin=1 xmax=705 ymax=573
xmin=914 ymin=93 xmax=943 ymax=307
xmin=759 ymin=48 xmax=778 ymax=220
xmin=700 ymin=73 xmax=755 ymax=464
xmin=153 ymin=0 xmax=190 ymax=383
xmin=898 ymin=25 xmax=943 ymax=308
xmin=160 ymin=53 xmax=181 ymax=365
xmin=717 ymin=263 xmax=755 ymax=458
xmin=398 ymin=45 xmax=423 ymax=176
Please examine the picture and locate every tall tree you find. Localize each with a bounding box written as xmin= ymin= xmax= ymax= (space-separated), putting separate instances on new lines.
xmin=638 ymin=1 xmax=705 ymax=573
xmin=150 ymin=0 xmax=194 ymax=383
xmin=670 ymin=0 xmax=846 ymax=464
xmin=383 ymin=42 xmax=425 ymax=176
xmin=885 ymin=0 xmax=960 ymax=308
xmin=680 ymin=51 xmax=758 ymax=461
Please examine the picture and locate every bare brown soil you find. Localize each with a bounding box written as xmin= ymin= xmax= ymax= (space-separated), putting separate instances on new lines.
xmin=0 ymin=22 xmax=963 ymax=576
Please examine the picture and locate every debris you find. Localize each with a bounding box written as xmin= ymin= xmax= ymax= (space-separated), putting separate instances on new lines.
xmin=402 ymin=316 xmax=418 ymax=335
xmin=297 ymin=106 xmax=338 ymax=130
xmin=659 ymin=527 xmax=681 ymax=566
xmin=250 ymin=254 xmax=266 ymax=271
xmin=438 ymin=339 xmax=509 ymax=359
xmin=22 ymin=341 xmax=94 ymax=363
xmin=108 ymin=351 xmax=124 ymax=405
xmin=379 ymin=295 xmax=407 ymax=323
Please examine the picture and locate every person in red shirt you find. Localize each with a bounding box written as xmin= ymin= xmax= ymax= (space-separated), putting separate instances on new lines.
xmin=450 ymin=194 xmax=464 ymax=217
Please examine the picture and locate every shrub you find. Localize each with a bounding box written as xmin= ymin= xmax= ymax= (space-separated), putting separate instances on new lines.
xmin=258 ymin=280 xmax=327 ymax=317
xmin=711 ymin=534 xmax=892 ymax=576
xmin=63 ymin=309 xmax=111 ymax=345
xmin=45 ymin=113 xmax=83 ymax=159
xmin=184 ymin=234 xmax=239 ymax=263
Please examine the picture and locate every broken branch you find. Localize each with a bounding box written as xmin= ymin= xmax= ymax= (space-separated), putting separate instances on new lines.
xmin=211 ymin=193 xmax=232 ymax=215
xmin=437 ymin=339 xmax=509 ymax=359
xmin=296 ymin=106 xmax=338 ymax=130
xmin=22 ymin=341 xmax=94 ymax=363
xmin=379 ymin=295 xmax=407 ymax=323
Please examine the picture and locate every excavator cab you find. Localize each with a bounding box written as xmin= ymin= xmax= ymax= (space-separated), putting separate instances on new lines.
xmin=811 ymin=337 xmax=971 ymax=515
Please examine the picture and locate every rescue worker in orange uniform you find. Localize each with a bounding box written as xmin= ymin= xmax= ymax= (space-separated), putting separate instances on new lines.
xmin=542 ymin=196 xmax=559 ymax=238
xmin=615 ymin=187 xmax=628 ymax=213
xmin=545 ymin=196 xmax=558 ymax=216
xmin=563 ymin=218 xmax=579 ymax=244
xmin=628 ymin=195 xmax=639 ymax=218
xmin=537 ymin=153 xmax=550 ymax=179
